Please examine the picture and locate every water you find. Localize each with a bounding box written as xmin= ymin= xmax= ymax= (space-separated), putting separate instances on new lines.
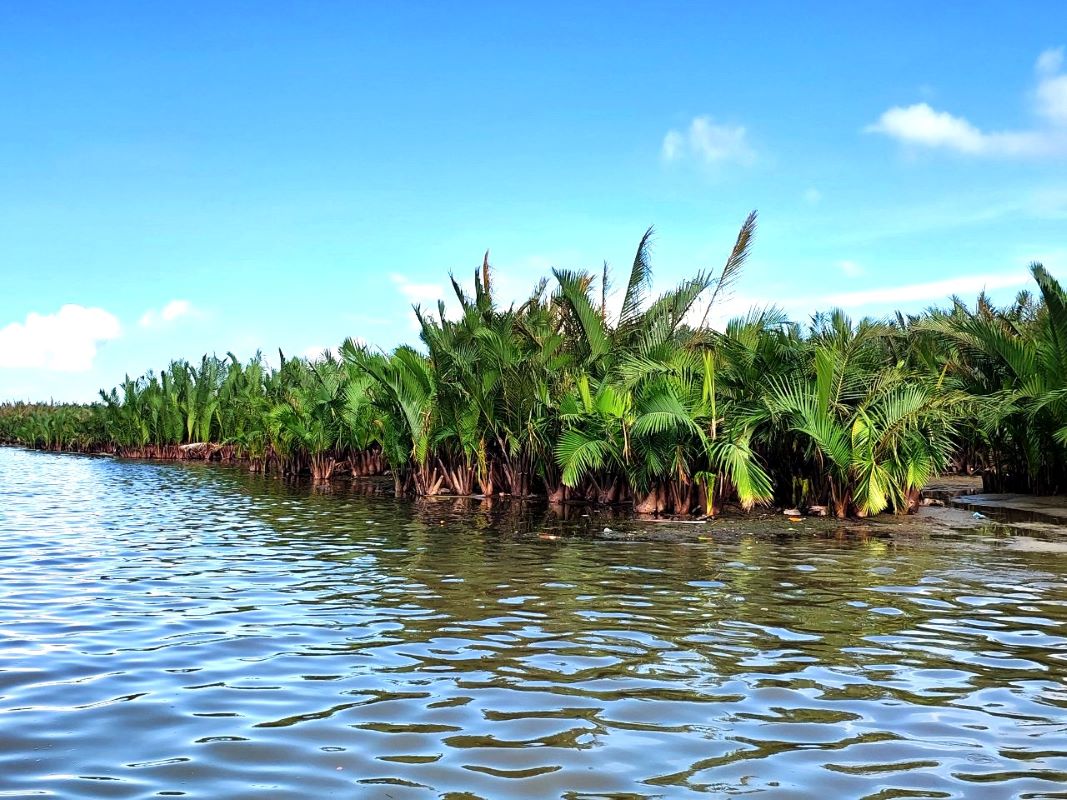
xmin=1 ymin=447 xmax=1065 ymax=799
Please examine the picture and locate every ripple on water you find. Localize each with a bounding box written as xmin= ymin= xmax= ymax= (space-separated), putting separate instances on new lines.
xmin=0 ymin=446 xmax=1066 ymax=798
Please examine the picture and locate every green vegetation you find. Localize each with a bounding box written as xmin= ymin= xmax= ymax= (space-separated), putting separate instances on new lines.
xmin=3 ymin=214 xmax=1066 ymax=516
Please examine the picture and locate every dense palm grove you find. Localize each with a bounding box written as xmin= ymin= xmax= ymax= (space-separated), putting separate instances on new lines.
xmin=3 ymin=214 xmax=1066 ymax=516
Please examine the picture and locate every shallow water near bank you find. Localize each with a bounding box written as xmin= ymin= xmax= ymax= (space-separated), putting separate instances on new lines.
xmin=1 ymin=447 xmax=1066 ymax=799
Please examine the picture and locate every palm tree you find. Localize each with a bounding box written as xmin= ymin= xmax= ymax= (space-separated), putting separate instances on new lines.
xmin=765 ymin=313 xmax=961 ymax=516
xmin=925 ymin=263 xmax=1067 ymax=493
xmin=347 ymin=344 xmax=441 ymax=495
xmin=20 ymin=211 xmax=1063 ymax=519
xmin=552 ymin=211 xmax=771 ymax=514
xmin=269 ymin=357 xmax=347 ymax=482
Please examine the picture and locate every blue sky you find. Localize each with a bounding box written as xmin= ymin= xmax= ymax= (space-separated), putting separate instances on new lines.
xmin=2 ymin=2 xmax=1066 ymax=401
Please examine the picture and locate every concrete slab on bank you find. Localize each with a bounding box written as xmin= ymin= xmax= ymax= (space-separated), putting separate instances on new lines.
xmin=920 ymin=475 xmax=1067 ymax=526
xmin=950 ymin=493 xmax=1067 ymax=524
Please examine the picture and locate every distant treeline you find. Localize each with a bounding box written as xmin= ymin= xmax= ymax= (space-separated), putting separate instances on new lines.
xmin=3 ymin=212 xmax=1065 ymax=517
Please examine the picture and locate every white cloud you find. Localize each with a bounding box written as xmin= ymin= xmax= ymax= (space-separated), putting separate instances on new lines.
xmin=300 ymin=338 xmax=368 ymax=361
xmin=868 ymin=48 xmax=1067 ymax=157
xmin=389 ymin=253 xmax=569 ymax=323
xmin=838 ymin=260 xmax=864 ymax=278
xmin=390 ymin=273 xmax=445 ymax=305
xmin=1024 ymin=186 xmax=1067 ymax=219
xmin=1024 ymin=248 xmax=1067 ymax=274
xmin=803 ymin=187 xmax=822 ymax=205
xmin=344 ymin=312 xmax=392 ymax=326
xmin=301 ymin=345 xmax=337 ymax=361
xmin=662 ymin=115 xmax=755 ymax=167
xmin=824 ymin=186 xmax=1067 ymax=246
xmin=1035 ymin=48 xmax=1067 ymax=125
xmin=822 ymin=272 xmax=1030 ymax=308
xmin=701 ymin=272 xmax=1036 ymax=330
xmin=867 ymin=103 xmax=987 ymax=153
xmin=140 ymin=299 xmax=198 ymax=327
xmin=699 ymin=291 xmax=777 ymax=330
xmin=662 ymin=130 xmax=684 ymax=161
xmin=390 ymin=273 xmax=459 ymax=331
xmin=1037 ymin=46 xmax=1064 ymax=77
xmin=0 ymin=304 xmax=121 ymax=372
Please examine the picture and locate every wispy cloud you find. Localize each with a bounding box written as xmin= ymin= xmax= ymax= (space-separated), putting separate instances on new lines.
xmin=0 ymin=304 xmax=121 ymax=372
xmin=824 ymin=185 xmax=1067 ymax=246
xmin=389 ymin=261 xmax=544 ymax=321
xmin=662 ymin=115 xmax=755 ymax=167
xmin=838 ymin=260 xmax=864 ymax=278
xmin=703 ymin=272 xmax=1033 ymax=330
xmin=821 ymin=272 xmax=1030 ymax=307
xmin=300 ymin=337 xmax=368 ymax=361
xmin=301 ymin=344 xmax=337 ymax=361
xmin=390 ymin=273 xmax=458 ymax=331
xmin=802 ymin=187 xmax=822 ymax=205
xmin=1023 ymin=247 xmax=1067 ymax=274
xmin=1035 ymin=46 xmax=1067 ymax=124
xmin=139 ymin=299 xmax=199 ymax=328
xmin=344 ymin=312 xmax=393 ymax=327
xmin=868 ymin=48 xmax=1067 ymax=157
xmin=390 ymin=273 xmax=445 ymax=306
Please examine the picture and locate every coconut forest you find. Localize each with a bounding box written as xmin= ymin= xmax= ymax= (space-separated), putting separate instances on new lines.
xmin=3 ymin=213 xmax=1066 ymax=518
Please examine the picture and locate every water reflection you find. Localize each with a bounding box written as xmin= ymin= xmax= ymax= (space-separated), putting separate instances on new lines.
xmin=0 ymin=447 xmax=1065 ymax=798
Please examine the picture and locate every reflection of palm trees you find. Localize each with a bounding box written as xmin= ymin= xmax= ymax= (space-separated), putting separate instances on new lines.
xmin=186 ymin=463 xmax=1061 ymax=702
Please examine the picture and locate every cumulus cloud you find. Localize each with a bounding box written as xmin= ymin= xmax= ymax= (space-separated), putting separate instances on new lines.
xmin=868 ymin=103 xmax=987 ymax=153
xmin=868 ymin=48 xmax=1067 ymax=157
xmin=139 ymin=299 xmax=198 ymax=327
xmin=0 ymin=305 xmax=121 ymax=372
xmin=662 ymin=116 xmax=755 ymax=167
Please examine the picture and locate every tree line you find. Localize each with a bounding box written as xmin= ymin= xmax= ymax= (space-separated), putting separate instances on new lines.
xmin=3 ymin=212 xmax=1066 ymax=516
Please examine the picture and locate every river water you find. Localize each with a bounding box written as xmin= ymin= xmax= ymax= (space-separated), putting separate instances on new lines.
xmin=1 ymin=447 xmax=1065 ymax=798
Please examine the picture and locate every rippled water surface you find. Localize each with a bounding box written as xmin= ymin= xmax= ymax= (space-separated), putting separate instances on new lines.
xmin=2 ymin=447 xmax=1066 ymax=799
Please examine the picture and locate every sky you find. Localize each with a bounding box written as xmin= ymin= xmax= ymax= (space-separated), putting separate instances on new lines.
xmin=2 ymin=1 xmax=1067 ymax=401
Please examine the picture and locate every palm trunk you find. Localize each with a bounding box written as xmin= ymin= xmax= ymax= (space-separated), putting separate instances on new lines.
xmin=413 ymin=461 xmax=446 ymax=495
xmin=310 ymin=453 xmax=336 ymax=482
